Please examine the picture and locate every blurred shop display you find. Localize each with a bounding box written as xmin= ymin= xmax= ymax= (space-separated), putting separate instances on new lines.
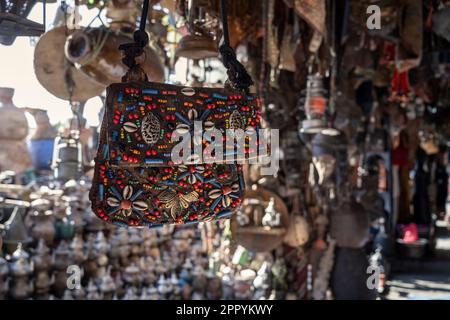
xmin=1 ymin=0 xmax=450 ymax=300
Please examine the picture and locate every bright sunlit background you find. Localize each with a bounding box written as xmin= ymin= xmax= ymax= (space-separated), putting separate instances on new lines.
xmin=0 ymin=2 xmax=225 ymax=130
xmin=0 ymin=3 xmax=111 ymax=128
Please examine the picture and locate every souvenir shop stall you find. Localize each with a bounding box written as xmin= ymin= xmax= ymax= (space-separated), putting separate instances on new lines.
xmin=0 ymin=0 xmax=449 ymax=300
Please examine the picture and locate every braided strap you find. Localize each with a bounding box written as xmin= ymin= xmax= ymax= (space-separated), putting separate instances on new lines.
xmin=219 ymin=0 xmax=253 ymax=94
xmin=219 ymin=44 xmax=254 ymax=94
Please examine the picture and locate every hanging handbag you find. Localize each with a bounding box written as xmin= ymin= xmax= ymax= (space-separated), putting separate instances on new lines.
xmin=89 ymin=0 xmax=260 ymax=228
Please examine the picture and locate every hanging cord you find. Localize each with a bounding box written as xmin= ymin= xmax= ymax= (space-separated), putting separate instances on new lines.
xmin=218 ymin=0 xmax=253 ymax=94
xmin=118 ymin=0 xmax=152 ymax=82
xmin=61 ymin=1 xmax=75 ymax=108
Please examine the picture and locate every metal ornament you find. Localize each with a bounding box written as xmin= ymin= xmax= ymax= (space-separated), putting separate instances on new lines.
xmin=64 ymin=28 xmax=165 ymax=85
xmin=33 ymin=26 xmax=105 ymax=102
xmin=299 ymin=74 xmax=339 ymax=136
xmin=52 ymin=131 xmax=82 ymax=182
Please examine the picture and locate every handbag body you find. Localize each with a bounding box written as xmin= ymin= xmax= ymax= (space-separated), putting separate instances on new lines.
xmin=90 ymin=81 xmax=260 ymax=228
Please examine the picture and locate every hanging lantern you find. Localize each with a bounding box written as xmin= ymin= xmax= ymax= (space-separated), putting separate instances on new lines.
xmin=0 ymin=0 xmax=46 ymax=45
xmin=299 ymin=74 xmax=339 ymax=136
xmin=51 ymin=130 xmax=82 ymax=182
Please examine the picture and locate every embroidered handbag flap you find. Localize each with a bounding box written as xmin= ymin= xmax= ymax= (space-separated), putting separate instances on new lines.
xmin=105 ymin=82 xmax=265 ymax=167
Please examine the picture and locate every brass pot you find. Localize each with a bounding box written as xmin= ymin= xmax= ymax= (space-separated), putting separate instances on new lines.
xmin=65 ymin=28 xmax=165 ymax=85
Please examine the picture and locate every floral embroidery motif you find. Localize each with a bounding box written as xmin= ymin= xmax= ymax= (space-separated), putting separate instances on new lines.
xmin=178 ymin=164 xmax=205 ymax=184
xmin=208 ymin=183 xmax=240 ymax=208
xmin=106 ymin=185 xmax=148 ymax=217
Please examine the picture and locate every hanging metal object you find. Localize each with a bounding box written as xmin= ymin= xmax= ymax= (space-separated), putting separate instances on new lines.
xmin=105 ymin=0 xmax=140 ymax=33
xmin=176 ymin=34 xmax=218 ymax=60
xmin=283 ymin=193 xmax=310 ymax=247
xmin=299 ymin=74 xmax=339 ymax=136
xmin=311 ymin=131 xmax=348 ymax=179
xmin=34 ymin=26 xmax=106 ymax=101
xmin=64 ymin=27 xmax=165 ymax=85
xmin=0 ymin=0 xmax=51 ymax=45
xmin=51 ymin=105 xmax=83 ymax=182
xmin=0 ymin=199 xmax=31 ymax=254
xmin=51 ymin=133 xmax=82 ymax=182
xmin=175 ymin=0 xmax=219 ymax=60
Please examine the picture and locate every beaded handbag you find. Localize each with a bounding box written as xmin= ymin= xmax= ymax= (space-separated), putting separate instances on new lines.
xmin=89 ymin=0 xmax=260 ymax=227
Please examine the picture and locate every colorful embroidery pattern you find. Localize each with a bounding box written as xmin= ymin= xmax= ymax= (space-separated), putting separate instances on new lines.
xmin=90 ymin=82 xmax=256 ymax=228
xmin=106 ymin=82 xmax=261 ymax=166
xmin=91 ymin=157 xmax=244 ymax=227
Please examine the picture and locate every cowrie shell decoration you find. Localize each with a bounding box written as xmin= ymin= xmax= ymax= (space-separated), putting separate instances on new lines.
xmin=181 ymin=88 xmax=196 ymax=96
